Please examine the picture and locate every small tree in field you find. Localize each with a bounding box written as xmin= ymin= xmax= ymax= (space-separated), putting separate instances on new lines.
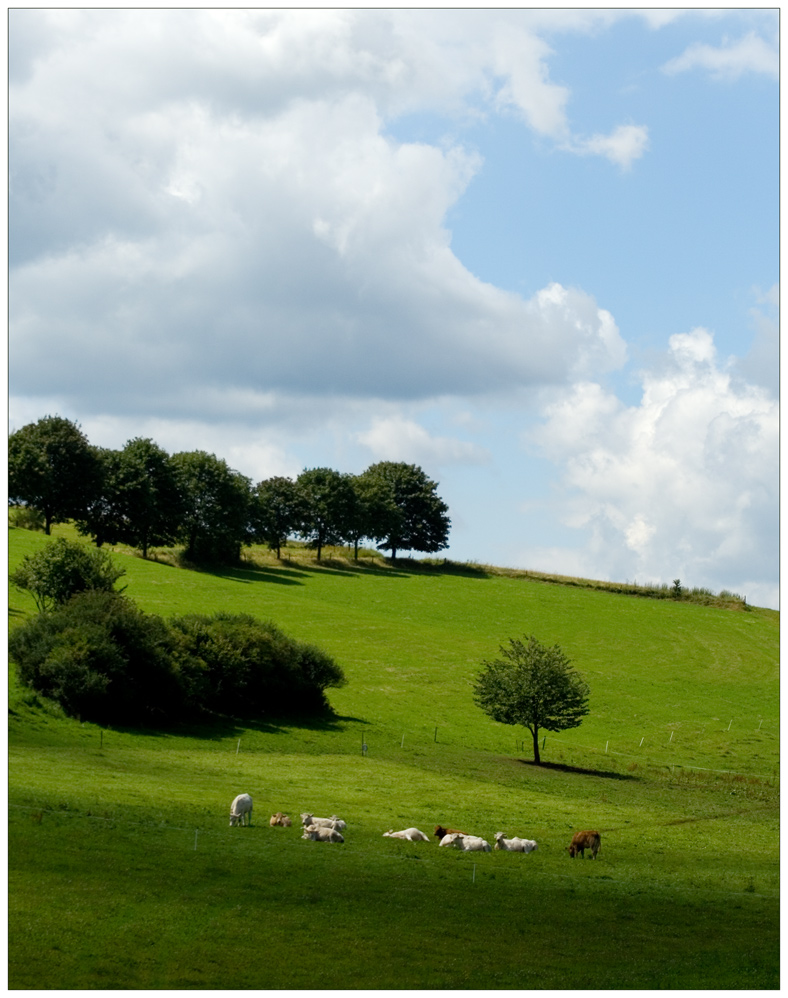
xmin=472 ymin=635 xmax=589 ymax=764
xmin=10 ymin=538 xmax=127 ymax=613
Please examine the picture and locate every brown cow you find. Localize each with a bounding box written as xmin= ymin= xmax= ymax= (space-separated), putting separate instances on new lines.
xmin=567 ymin=830 xmax=601 ymax=859
xmin=434 ymin=824 xmax=467 ymax=841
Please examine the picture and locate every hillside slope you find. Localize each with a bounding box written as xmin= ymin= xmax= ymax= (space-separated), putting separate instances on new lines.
xmin=8 ymin=527 xmax=779 ymax=988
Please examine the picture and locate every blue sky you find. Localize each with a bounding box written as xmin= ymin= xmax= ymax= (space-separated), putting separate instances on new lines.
xmin=8 ymin=9 xmax=779 ymax=607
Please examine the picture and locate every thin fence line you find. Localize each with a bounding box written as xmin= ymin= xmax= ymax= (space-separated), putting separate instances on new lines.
xmin=554 ymin=741 xmax=778 ymax=779
xmin=9 ymin=804 xmax=777 ymax=901
xmin=375 ymin=728 xmax=778 ymax=780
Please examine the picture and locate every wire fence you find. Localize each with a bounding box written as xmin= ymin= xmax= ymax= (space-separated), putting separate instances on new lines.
xmin=9 ymin=803 xmax=778 ymax=901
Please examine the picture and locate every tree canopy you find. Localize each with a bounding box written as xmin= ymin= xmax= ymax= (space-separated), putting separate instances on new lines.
xmin=357 ymin=461 xmax=451 ymax=560
xmin=472 ymin=635 xmax=590 ymax=764
xmin=252 ymin=476 xmax=305 ymax=558
xmin=77 ymin=438 xmax=184 ymax=556
xmin=172 ymin=450 xmax=253 ymax=564
xmin=296 ymin=467 xmax=357 ymax=561
xmin=10 ymin=537 xmax=127 ymax=613
xmin=9 ymin=417 xmax=452 ymax=564
xmin=9 ymin=416 xmax=100 ymax=534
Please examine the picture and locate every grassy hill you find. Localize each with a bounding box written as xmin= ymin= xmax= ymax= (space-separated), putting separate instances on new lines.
xmin=8 ymin=526 xmax=779 ymax=989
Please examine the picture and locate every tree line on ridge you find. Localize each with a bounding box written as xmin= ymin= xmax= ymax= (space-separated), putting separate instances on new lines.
xmin=8 ymin=415 xmax=452 ymax=564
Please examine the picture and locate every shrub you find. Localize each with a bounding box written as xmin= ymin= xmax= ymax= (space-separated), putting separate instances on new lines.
xmin=10 ymin=538 xmax=126 ymax=612
xmin=10 ymin=594 xmax=345 ymax=725
xmin=170 ymin=613 xmax=346 ymax=718
xmin=9 ymin=591 xmax=182 ymax=725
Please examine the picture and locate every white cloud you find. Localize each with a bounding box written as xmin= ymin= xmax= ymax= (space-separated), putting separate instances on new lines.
xmin=11 ymin=58 xmax=628 ymax=414
xmin=530 ymin=327 xmax=778 ymax=599
xmin=662 ymin=32 xmax=778 ymax=81
xmin=356 ymin=416 xmax=489 ymax=467
xmin=568 ymin=124 xmax=650 ymax=171
xmin=9 ymin=9 xmax=656 ymax=420
xmin=491 ymin=26 xmax=570 ymax=138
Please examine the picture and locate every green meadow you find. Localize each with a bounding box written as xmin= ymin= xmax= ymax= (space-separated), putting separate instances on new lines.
xmin=8 ymin=526 xmax=779 ymax=989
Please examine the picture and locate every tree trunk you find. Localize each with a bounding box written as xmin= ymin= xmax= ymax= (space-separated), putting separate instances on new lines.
xmin=531 ymin=726 xmax=541 ymax=765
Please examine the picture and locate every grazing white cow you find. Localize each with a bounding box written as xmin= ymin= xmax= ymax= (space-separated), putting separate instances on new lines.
xmin=229 ymin=793 xmax=253 ymax=827
xmin=383 ymin=827 xmax=430 ymax=842
xmin=494 ymin=832 xmax=538 ymax=853
xmin=300 ymin=813 xmax=346 ymax=830
xmin=302 ymin=824 xmax=344 ymax=843
xmin=439 ymin=832 xmax=491 ymax=852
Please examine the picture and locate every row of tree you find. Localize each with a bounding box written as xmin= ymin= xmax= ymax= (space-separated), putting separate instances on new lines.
xmin=8 ymin=416 xmax=452 ymax=564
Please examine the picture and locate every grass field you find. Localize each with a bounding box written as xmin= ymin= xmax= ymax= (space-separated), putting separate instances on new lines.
xmin=8 ymin=526 xmax=780 ymax=989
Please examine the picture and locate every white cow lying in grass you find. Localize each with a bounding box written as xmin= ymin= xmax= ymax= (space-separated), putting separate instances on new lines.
xmin=302 ymin=824 xmax=344 ymax=843
xmin=383 ymin=827 xmax=430 ymax=842
xmin=494 ymin=832 xmax=538 ymax=853
xmin=301 ymin=813 xmax=346 ymax=830
xmin=438 ymin=832 xmax=491 ymax=852
xmin=229 ymin=793 xmax=253 ymax=827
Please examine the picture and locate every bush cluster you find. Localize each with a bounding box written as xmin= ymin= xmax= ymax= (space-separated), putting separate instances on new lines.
xmin=9 ymin=542 xmax=346 ymax=726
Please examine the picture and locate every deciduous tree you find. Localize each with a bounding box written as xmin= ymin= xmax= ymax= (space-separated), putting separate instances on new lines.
xmin=357 ymin=461 xmax=450 ymax=560
xmin=8 ymin=416 xmax=101 ymax=534
xmin=296 ymin=467 xmax=357 ymax=561
xmin=473 ymin=635 xmax=590 ymax=764
xmin=10 ymin=538 xmax=126 ymax=613
xmin=172 ymin=451 xmax=253 ymax=564
xmin=252 ymin=476 xmax=304 ymax=558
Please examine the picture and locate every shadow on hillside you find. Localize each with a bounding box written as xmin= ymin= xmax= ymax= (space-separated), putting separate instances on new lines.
xmin=173 ymin=552 xmax=490 ymax=584
xmin=517 ymin=759 xmax=641 ymax=782
xmin=198 ymin=564 xmax=308 ymax=586
xmin=105 ymin=710 xmax=368 ymax=742
xmin=209 ymin=560 xmax=414 ymax=583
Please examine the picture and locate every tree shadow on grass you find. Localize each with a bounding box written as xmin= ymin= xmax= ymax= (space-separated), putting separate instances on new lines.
xmin=198 ymin=564 xmax=308 ymax=586
xmin=517 ymin=759 xmax=641 ymax=782
xmin=103 ymin=710 xmax=370 ymax=742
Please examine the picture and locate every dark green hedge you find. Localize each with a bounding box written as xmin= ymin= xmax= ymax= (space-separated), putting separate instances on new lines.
xmin=10 ymin=593 xmax=346 ymax=726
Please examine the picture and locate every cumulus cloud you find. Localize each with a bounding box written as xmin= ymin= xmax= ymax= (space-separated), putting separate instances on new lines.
xmin=568 ymin=124 xmax=650 ymax=171
xmin=529 ymin=327 xmax=778 ymax=599
xmin=10 ymin=48 xmax=628 ymax=414
xmin=662 ymin=31 xmax=778 ymax=81
xmin=356 ymin=416 xmax=489 ymax=467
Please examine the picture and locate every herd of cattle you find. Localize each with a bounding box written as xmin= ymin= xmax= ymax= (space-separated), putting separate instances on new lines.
xmin=229 ymin=794 xmax=601 ymax=858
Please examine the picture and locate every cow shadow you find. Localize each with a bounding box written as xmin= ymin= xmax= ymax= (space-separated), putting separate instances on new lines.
xmin=517 ymin=759 xmax=641 ymax=782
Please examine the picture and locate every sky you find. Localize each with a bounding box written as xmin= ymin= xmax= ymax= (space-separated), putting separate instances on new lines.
xmin=8 ymin=8 xmax=779 ymax=608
